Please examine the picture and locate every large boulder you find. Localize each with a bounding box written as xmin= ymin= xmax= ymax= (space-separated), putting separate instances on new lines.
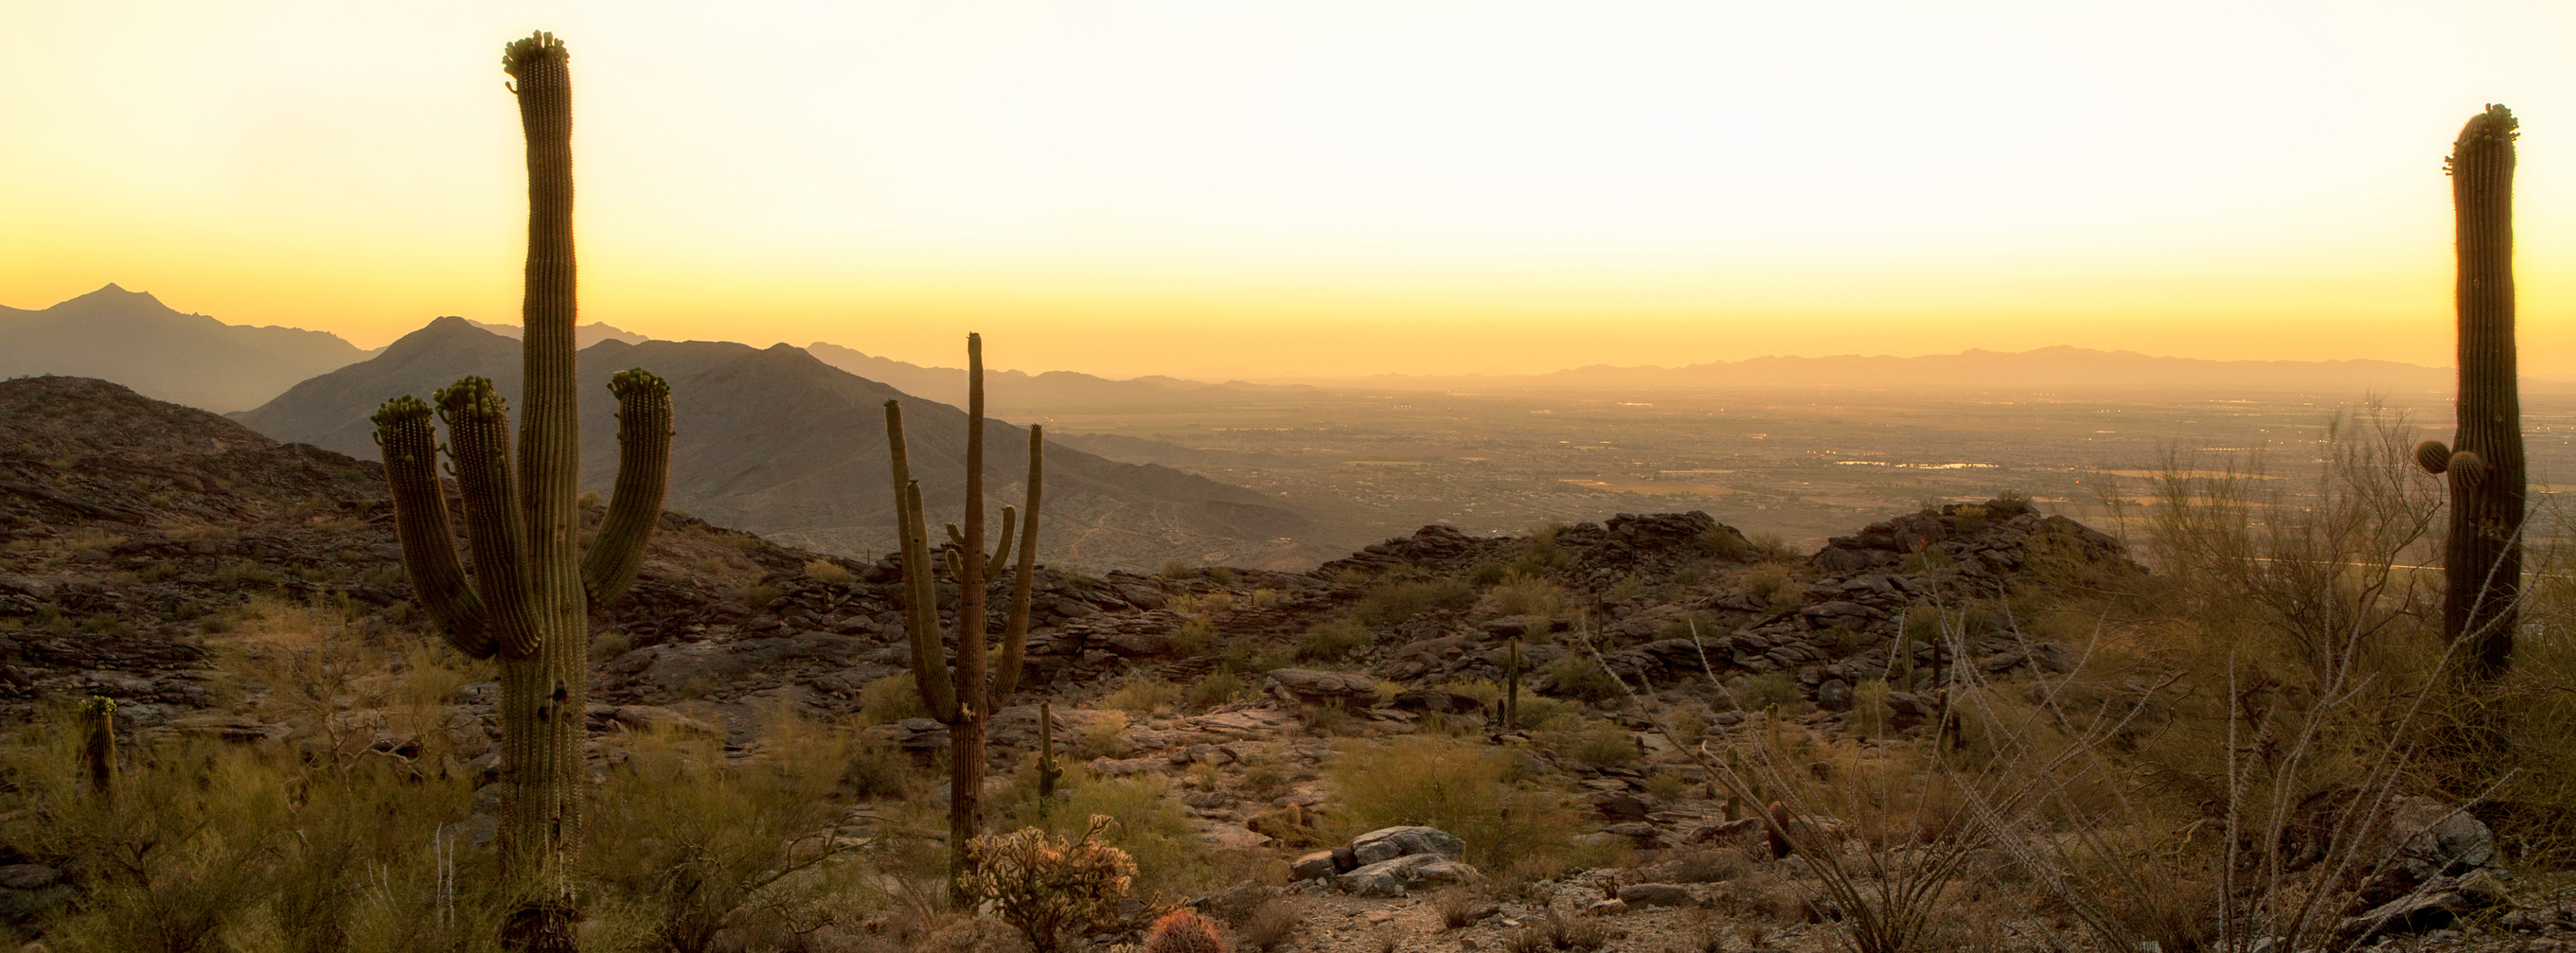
xmin=1349 ymin=825 xmax=1466 ymax=865
xmin=1336 ymin=853 xmax=1483 ymax=897
xmin=1265 ymin=668 xmax=1379 ymax=706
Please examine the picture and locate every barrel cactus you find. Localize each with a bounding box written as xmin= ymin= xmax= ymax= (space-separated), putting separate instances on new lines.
xmin=2415 ymin=104 xmax=2525 ymax=679
xmin=371 ymin=31 xmax=673 ymax=951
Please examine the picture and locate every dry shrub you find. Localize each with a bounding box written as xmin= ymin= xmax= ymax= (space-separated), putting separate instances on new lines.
xmin=1652 ymin=847 xmax=1753 ymax=884
xmin=802 ymin=557 xmax=854 ymax=585
xmin=1436 ymin=889 xmax=1498 ymax=928
xmin=589 ymin=707 xmax=869 ymax=953
xmin=1232 ymin=896 xmax=1307 ymax=952
xmin=1101 ymin=677 xmax=1183 ymax=714
xmin=1325 ymin=735 xmax=1614 ymax=873
xmin=1483 ymin=573 xmax=1569 ymax=619
xmin=965 ymin=815 xmax=1137 ymax=953
xmin=858 ymin=673 xmax=929 ymax=725
xmin=1359 ymin=576 xmax=1475 ymax=626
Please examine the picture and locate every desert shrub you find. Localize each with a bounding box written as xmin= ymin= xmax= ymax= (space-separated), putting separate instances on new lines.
xmin=1658 ymin=847 xmax=1753 ymax=884
xmin=1142 ymin=909 xmax=1226 ymax=953
xmin=1469 ymin=562 xmax=1509 ymax=587
xmin=1949 ymin=503 xmax=1991 ymax=534
xmin=589 ymin=710 xmax=866 ymax=953
xmin=1241 ymin=752 xmax=1290 ymax=796
xmin=1703 ymin=524 xmax=1752 ymax=561
xmin=1296 ymin=617 xmax=1369 ymax=662
xmin=1899 ymin=543 xmax=1954 ymax=573
xmin=1326 ymin=736 xmax=1612 ymax=873
xmin=802 ymin=557 xmax=853 ymax=585
xmin=1159 ymin=558 xmax=1192 ymax=578
xmin=965 ymin=815 xmax=1137 ymax=953
xmin=1357 ymin=577 xmax=1475 ymax=627
xmin=1644 ymin=768 xmax=1692 ymax=799
xmin=1184 ymin=671 xmax=1244 ymax=711
xmin=1509 ymin=695 xmax=1576 ymax=731
xmin=1740 ymin=563 xmax=1802 ymax=609
xmin=1443 ymin=678 xmax=1502 ymax=707
xmin=1732 ymin=673 xmax=1803 ymax=712
xmin=1483 ymin=573 xmax=1568 ymax=619
xmin=1655 ymin=611 xmax=1725 ymax=643
xmin=737 ymin=581 xmax=782 ymax=609
xmin=1540 ymin=723 xmax=1638 ymax=767
xmin=858 ymin=674 xmax=929 ymax=725
xmin=1539 ymin=655 xmax=1622 ymax=706
xmin=1102 ymin=677 xmax=1184 ymax=714
xmin=1234 ymin=896 xmax=1307 ymax=952
xmin=1748 ymin=532 xmax=1799 ymax=562
xmin=1170 ymin=617 xmax=1218 ymax=656
xmin=845 ymin=734 xmax=924 ymax=801
xmin=1606 ymin=574 xmax=1648 ymax=603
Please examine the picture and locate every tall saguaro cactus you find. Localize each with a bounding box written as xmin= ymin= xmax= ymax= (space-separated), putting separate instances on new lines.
xmin=884 ymin=333 xmax=1045 ymax=900
xmin=371 ymin=31 xmax=674 ymax=952
xmin=2415 ymin=104 xmax=2525 ymax=680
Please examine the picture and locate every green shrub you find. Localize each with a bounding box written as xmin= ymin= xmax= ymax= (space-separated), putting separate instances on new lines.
xmin=1484 ymin=574 xmax=1568 ymax=619
xmin=1008 ymin=775 xmax=1219 ymax=901
xmin=1703 ymin=525 xmax=1752 ymax=561
xmin=1741 ymin=563 xmax=1803 ymax=610
xmin=1183 ymin=672 xmax=1243 ymax=711
xmin=1540 ymin=656 xmax=1624 ymax=706
xmin=1508 ymin=524 xmax=1570 ymax=578
xmin=1296 ymin=618 xmax=1370 ymax=662
xmin=1733 ymin=673 xmax=1803 ymax=712
xmin=1469 ymin=562 xmax=1509 ymax=587
xmin=1357 ymin=577 xmax=1476 ymax=627
xmin=859 ymin=674 xmax=929 ymax=725
xmin=1169 ymin=618 xmax=1218 ymax=657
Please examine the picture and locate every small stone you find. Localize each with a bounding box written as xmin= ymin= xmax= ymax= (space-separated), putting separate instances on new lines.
xmin=1290 ymin=851 xmax=1340 ymax=881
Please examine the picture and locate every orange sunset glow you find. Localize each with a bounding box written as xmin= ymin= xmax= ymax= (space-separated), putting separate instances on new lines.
xmin=3 ymin=1 xmax=2571 ymax=378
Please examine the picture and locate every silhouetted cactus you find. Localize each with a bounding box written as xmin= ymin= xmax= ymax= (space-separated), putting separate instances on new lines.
xmin=80 ymin=695 xmax=115 ymax=799
xmin=884 ymin=332 xmax=1045 ymax=900
xmin=1503 ymin=637 xmax=1522 ymax=730
xmin=370 ymin=31 xmax=672 ymax=952
xmin=2415 ymin=104 xmax=2525 ymax=679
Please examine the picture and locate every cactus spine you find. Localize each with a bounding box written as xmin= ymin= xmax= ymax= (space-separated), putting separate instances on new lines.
xmin=370 ymin=31 xmax=673 ymax=952
xmin=2415 ymin=104 xmax=2525 ymax=680
xmin=883 ymin=333 xmax=1044 ymax=901
xmin=80 ymin=695 xmax=116 ymax=799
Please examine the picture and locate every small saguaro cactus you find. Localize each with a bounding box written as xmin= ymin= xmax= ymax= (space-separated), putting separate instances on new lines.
xmin=1503 ymin=636 xmax=1523 ymax=730
xmin=1036 ymin=699 xmax=1063 ymax=816
xmin=2415 ymin=104 xmax=2526 ymax=680
xmin=80 ymin=695 xmax=116 ymax=799
xmin=372 ymin=31 xmax=673 ymax=952
xmin=883 ymin=332 xmax=1045 ymax=900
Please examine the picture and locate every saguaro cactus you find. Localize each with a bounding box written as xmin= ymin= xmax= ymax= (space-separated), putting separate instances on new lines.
xmin=2415 ymin=104 xmax=2524 ymax=680
xmin=884 ymin=332 xmax=1045 ymax=900
xmin=371 ymin=31 xmax=673 ymax=952
xmin=80 ymin=695 xmax=116 ymax=799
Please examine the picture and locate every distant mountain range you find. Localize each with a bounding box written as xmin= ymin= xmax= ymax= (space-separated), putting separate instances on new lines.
xmin=803 ymin=342 xmax=1320 ymax=415
xmin=0 ymin=284 xmax=371 ymax=411
xmin=1295 ymin=346 xmax=2479 ymax=394
xmin=463 ymin=318 xmax=650 ymax=348
xmin=234 ymin=317 xmax=1349 ymax=571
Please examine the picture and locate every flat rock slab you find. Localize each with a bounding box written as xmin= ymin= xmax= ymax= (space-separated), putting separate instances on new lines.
xmin=1336 ymin=853 xmax=1483 ymax=897
xmin=1351 ymin=825 xmax=1467 ymax=865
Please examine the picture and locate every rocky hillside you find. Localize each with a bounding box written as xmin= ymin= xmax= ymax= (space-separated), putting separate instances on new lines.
xmin=233 ymin=318 xmax=1354 ymax=572
xmin=0 ymin=284 xmax=371 ymax=412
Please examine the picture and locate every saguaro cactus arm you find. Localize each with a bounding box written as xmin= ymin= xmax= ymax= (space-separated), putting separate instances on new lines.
xmin=435 ymin=378 xmax=543 ymax=659
xmin=887 ymin=400 xmax=961 ymax=721
xmin=582 ymin=368 xmax=673 ymax=608
xmin=992 ymin=425 xmax=1043 ymax=699
xmin=373 ymin=396 xmax=497 ymax=659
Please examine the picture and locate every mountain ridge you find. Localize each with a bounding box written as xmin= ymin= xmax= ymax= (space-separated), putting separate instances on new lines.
xmin=235 ymin=318 xmax=1355 ymax=572
xmin=0 ymin=284 xmax=372 ymax=411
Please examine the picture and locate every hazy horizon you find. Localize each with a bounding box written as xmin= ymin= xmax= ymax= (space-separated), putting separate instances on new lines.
xmin=4 ymin=2 xmax=2571 ymax=379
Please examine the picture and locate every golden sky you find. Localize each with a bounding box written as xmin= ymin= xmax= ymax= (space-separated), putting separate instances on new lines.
xmin=3 ymin=1 xmax=2572 ymax=379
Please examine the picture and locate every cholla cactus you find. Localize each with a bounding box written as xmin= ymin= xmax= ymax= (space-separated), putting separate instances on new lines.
xmin=963 ymin=816 xmax=1136 ymax=953
xmin=1144 ymin=909 xmax=1232 ymax=953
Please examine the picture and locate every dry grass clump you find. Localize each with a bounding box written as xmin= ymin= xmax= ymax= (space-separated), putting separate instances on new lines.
xmin=857 ymin=673 xmax=930 ymax=725
xmin=801 ymin=557 xmax=854 ymax=585
xmin=1358 ymin=576 xmax=1476 ymax=627
xmin=1483 ymin=573 xmax=1570 ymax=620
xmin=1296 ymin=617 xmax=1370 ymax=662
xmin=1232 ymin=896 xmax=1308 ymax=952
xmin=1100 ymin=676 xmax=1184 ymax=714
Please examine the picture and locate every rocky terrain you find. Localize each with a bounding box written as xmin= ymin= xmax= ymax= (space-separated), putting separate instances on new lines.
xmin=0 ymin=375 xmax=2549 ymax=952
